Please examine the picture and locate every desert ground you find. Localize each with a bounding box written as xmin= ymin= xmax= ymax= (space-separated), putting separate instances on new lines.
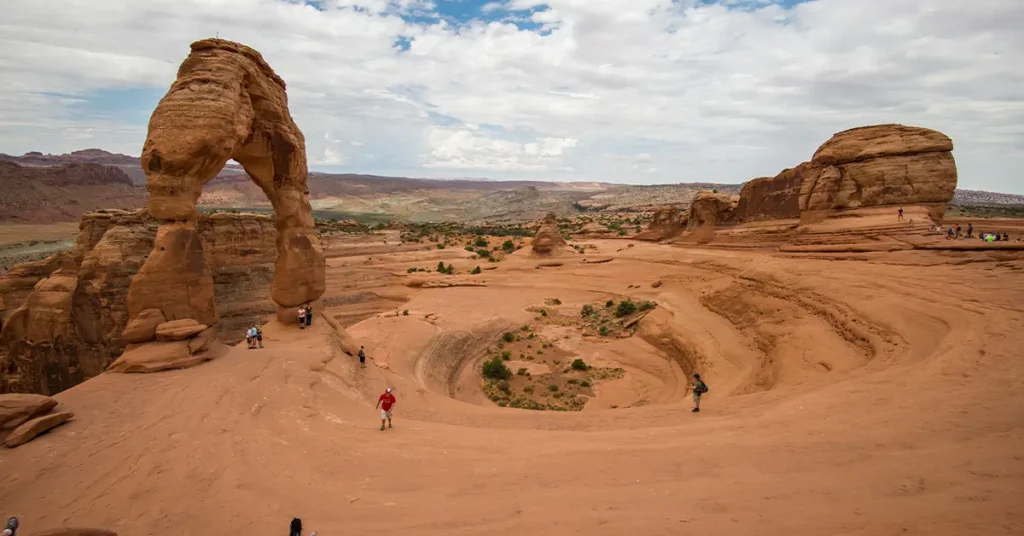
xmin=1 ymin=227 xmax=1023 ymax=535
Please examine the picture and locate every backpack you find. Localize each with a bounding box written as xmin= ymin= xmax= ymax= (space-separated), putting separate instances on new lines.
xmin=697 ymin=381 xmax=709 ymax=394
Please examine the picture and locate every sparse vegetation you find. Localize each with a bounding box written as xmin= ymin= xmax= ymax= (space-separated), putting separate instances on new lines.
xmin=599 ymin=326 xmax=609 ymax=336
xmin=502 ymin=239 xmax=515 ymax=253
xmin=571 ymin=358 xmax=588 ymax=371
xmin=605 ymin=299 xmax=615 ymax=308
xmin=581 ymin=304 xmax=595 ymax=316
xmin=482 ymin=355 xmax=512 ymax=380
xmin=470 ymin=266 xmax=482 ymax=274
xmin=403 ymin=310 xmax=409 ymax=316
xmin=615 ymin=299 xmax=638 ymax=317
xmin=474 ymin=236 xmax=489 ymax=248
xmin=502 ymin=332 xmax=516 ymax=343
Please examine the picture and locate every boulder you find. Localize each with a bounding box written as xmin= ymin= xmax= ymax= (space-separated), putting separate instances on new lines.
xmin=811 ymin=124 xmax=953 ymax=166
xmin=687 ymin=191 xmax=738 ymax=230
xmin=121 ymin=308 xmax=166 ymax=344
xmin=106 ymin=340 xmax=208 ymax=373
xmin=532 ymin=213 xmax=566 ymax=255
xmin=187 ymin=327 xmax=218 ymax=354
xmin=636 ymin=207 xmax=687 ymax=241
xmin=4 ymin=411 xmax=73 ymax=448
xmin=0 ymin=394 xmax=57 ymax=430
xmin=155 ymin=319 xmax=208 ymax=341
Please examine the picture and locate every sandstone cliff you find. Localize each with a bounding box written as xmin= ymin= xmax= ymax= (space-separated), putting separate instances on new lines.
xmin=0 ymin=210 xmax=278 ymax=395
xmin=0 ymin=161 xmax=146 ymax=223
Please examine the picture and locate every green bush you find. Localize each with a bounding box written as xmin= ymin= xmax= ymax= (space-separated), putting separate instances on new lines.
xmin=403 ymin=310 xmax=409 ymax=316
xmin=465 ymin=245 xmax=475 ymax=252
xmin=615 ymin=299 xmax=637 ymax=317
xmin=571 ymin=358 xmax=588 ymax=371
xmin=580 ymin=380 xmax=591 ymax=388
xmin=436 ymin=243 xmax=445 ymax=249
xmin=482 ymin=355 xmax=511 ymax=380
xmin=407 ymin=267 xmax=417 ymax=273
xmin=501 ymin=350 xmax=511 ymax=360
xmin=523 ymin=385 xmax=535 ymax=394
xmin=548 ymin=384 xmax=559 ymax=392
xmin=502 ymin=239 xmax=515 ymax=253
xmin=605 ymin=299 xmax=615 ymax=308
xmin=470 ymin=266 xmax=482 ymax=274
xmin=581 ymin=304 xmax=595 ymax=316
xmin=474 ymin=236 xmax=489 ymax=248
xmin=517 ymin=368 xmax=529 ymax=376
xmin=640 ymin=300 xmax=656 ymax=311
xmin=502 ymin=332 xmax=516 ymax=343
xmin=521 ymin=324 xmax=530 ymax=331
xmin=599 ymin=326 xmax=609 ymax=336
xmin=497 ymin=380 xmax=511 ymax=393
xmin=437 ymin=261 xmax=446 ymax=273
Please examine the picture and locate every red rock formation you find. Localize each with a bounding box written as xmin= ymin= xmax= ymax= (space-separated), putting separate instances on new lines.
xmin=0 ymin=393 xmax=56 ymax=430
xmin=0 ymin=210 xmax=279 ymax=394
xmin=636 ymin=206 xmax=688 ymax=241
xmin=532 ymin=213 xmax=567 ymax=255
xmin=687 ymin=192 xmax=738 ymax=230
xmin=128 ymin=39 xmax=324 ymax=355
xmin=4 ymin=410 xmax=73 ymax=448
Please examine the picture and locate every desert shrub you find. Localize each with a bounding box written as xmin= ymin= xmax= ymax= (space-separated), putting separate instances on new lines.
xmin=615 ymin=299 xmax=637 ymax=317
xmin=605 ymin=299 xmax=615 ymax=308
xmin=502 ymin=332 xmax=516 ymax=343
xmin=501 ymin=350 xmax=511 ymax=360
xmin=540 ymin=309 xmax=548 ymax=317
xmin=497 ymin=400 xmax=508 ymax=407
xmin=580 ymin=380 xmax=591 ymax=388
xmin=474 ymin=236 xmax=489 ymax=248
xmin=465 ymin=245 xmax=475 ymax=252
xmin=437 ymin=261 xmax=446 ymax=273
xmin=502 ymin=239 xmax=515 ymax=253
xmin=471 ymin=266 xmax=482 ymax=274
xmin=521 ymin=324 xmax=530 ymax=331
xmin=436 ymin=244 xmax=445 ymax=249
xmin=548 ymin=298 xmax=562 ymax=305
xmin=497 ymin=380 xmax=511 ymax=393
xmin=528 ymin=333 xmax=535 ymax=339
xmin=476 ymin=248 xmax=492 ymax=258
xmin=581 ymin=304 xmax=595 ymax=316
xmin=403 ymin=310 xmax=409 ymax=316
xmin=523 ymin=385 xmax=535 ymax=394
xmin=446 ymin=263 xmax=455 ymax=275
xmin=599 ymin=326 xmax=609 ymax=336
xmin=548 ymin=384 xmax=559 ymax=392
xmin=407 ymin=267 xmax=417 ymax=273
xmin=517 ymin=368 xmax=529 ymax=376
xmin=640 ymin=300 xmax=656 ymax=311
xmin=490 ymin=394 xmax=501 ymax=402
xmin=566 ymin=378 xmax=578 ymax=385
xmin=571 ymin=358 xmax=588 ymax=371
xmin=482 ymin=355 xmax=511 ymax=380
xmin=536 ymin=350 xmax=544 ymax=355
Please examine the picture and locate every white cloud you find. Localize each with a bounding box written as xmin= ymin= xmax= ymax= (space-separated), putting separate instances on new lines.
xmin=425 ymin=127 xmax=577 ymax=171
xmin=0 ymin=0 xmax=1022 ymax=192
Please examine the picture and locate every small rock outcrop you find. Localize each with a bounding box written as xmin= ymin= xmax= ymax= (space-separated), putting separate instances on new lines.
xmin=636 ymin=207 xmax=687 ymax=240
xmin=0 ymin=393 xmax=57 ymax=430
xmin=532 ymin=213 xmax=566 ymax=255
xmin=687 ymin=192 xmax=739 ymax=230
xmin=4 ymin=410 xmax=73 ymax=448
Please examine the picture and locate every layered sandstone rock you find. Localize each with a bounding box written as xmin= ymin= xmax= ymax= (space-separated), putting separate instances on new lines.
xmin=636 ymin=207 xmax=688 ymax=241
xmin=532 ymin=213 xmax=567 ymax=255
xmin=0 ymin=210 xmax=278 ymax=394
xmin=734 ymin=164 xmax=807 ymax=221
xmin=135 ymin=38 xmax=325 ymax=341
xmin=687 ymin=192 xmax=738 ymax=230
xmin=0 ymin=393 xmax=57 ymax=430
xmin=4 ymin=410 xmax=73 ymax=448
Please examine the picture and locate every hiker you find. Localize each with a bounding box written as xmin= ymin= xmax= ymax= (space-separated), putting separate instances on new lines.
xmin=967 ymin=223 xmax=974 ymax=238
xmin=946 ymin=227 xmax=955 ymax=240
xmin=297 ymin=306 xmax=307 ymax=329
xmin=358 ymin=345 xmax=366 ymax=367
xmin=897 ymin=207 xmax=904 ymax=221
xmin=691 ymin=374 xmax=708 ymax=413
xmin=955 ymin=224 xmax=961 ymax=239
xmin=304 ymin=304 xmax=313 ymax=328
xmin=376 ymin=387 xmax=397 ymax=430
xmin=1003 ymin=232 xmax=1010 ymax=242
xmin=255 ymin=325 xmax=264 ymax=349
xmin=245 ymin=328 xmax=254 ymax=349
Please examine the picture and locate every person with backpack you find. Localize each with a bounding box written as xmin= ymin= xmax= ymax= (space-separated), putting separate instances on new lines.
xmin=255 ymin=325 xmax=264 ymax=349
xmin=691 ymin=373 xmax=708 ymax=413
xmin=358 ymin=345 xmax=366 ymax=367
xmin=304 ymin=305 xmax=313 ymax=328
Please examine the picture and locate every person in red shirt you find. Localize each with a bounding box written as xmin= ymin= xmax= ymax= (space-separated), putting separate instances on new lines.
xmin=376 ymin=387 xmax=397 ymax=431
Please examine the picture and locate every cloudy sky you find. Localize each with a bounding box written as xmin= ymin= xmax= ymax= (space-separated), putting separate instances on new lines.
xmin=1 ymin=0 xmax=1022 ymax=192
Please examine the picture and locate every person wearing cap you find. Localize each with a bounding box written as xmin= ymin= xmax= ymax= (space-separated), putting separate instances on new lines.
xmin=376 ymin=387 xmax=397 ymax=430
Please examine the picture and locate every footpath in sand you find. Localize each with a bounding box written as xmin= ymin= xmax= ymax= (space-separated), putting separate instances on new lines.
xmin=2 ymin=236 xmax=1023 ymax=535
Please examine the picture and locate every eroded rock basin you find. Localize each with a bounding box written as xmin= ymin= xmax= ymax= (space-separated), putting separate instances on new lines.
xmin=2 ymin=234 xmax=1023 ymax=536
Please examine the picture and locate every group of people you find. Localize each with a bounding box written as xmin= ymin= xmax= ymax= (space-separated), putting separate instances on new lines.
xmin=245 ymin=325 xmax=264 ymax=349
xmin=297 ymin=304 xmax=313 ymax=329
xmin=935 ymin=222 xmax=1015 ymax=242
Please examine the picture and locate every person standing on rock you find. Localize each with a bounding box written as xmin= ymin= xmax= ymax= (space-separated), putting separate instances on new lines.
xmin=297 ymin=306 xmax=307 ymax=329
xmin=358 ymin=345 xmax=366 ymax=367
xmin=376 ymin=387 xmax=397 ymax=430
xmin=255 ymin=325 xmax=264 ymax=349
xmin=304 ymin=304 xmax=313 ymax=328
xmin=967 ymin=223 xmax=974 ymax=238
xmin=897 ymin=207 xmax=904 ymax=221
xmin=691 ymin=373 xmax=708 ymax=413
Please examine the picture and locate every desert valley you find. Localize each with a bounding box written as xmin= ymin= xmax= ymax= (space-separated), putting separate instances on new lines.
xmin=1 ymin=38 xmax=1023 ymax=536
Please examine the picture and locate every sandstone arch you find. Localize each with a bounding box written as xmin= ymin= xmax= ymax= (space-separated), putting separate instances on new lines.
xmin=123 ymin=39 xmax=325 ymax=354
